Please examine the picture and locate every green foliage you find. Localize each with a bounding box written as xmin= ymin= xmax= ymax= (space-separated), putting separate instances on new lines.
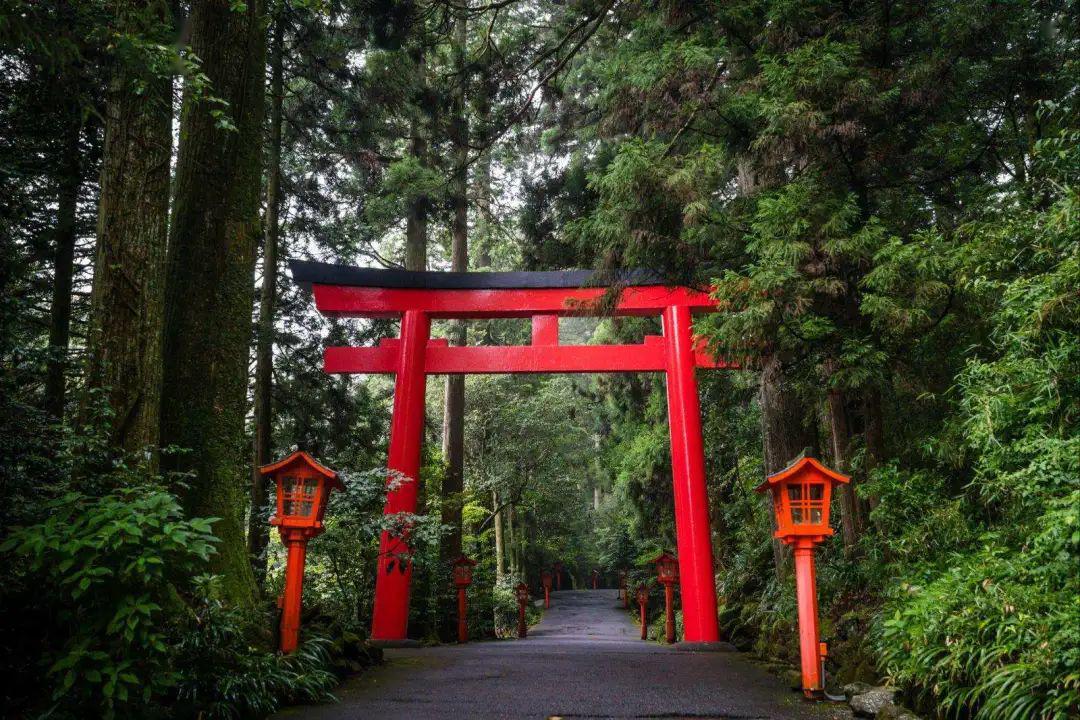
xmin=2 ymin=486 xmax=217 ymax=717
xmin=174 ymin=577 xmax=337 ymax=719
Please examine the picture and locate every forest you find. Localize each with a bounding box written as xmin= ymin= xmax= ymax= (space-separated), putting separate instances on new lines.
xmin=0 ymin=0 xmax=1077 ymax=718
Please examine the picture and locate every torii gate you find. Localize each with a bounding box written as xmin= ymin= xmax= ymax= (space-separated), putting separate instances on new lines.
xmin=292 ymin=260 xmax=735 ymax=644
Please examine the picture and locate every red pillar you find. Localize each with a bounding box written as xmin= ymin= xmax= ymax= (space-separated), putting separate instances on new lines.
xmin=794 ymin=539 xmax=823 ymax=696
xmin=662 ymin=304 xmax=720 ymax=642
xmin=517 ymin=601 xmax=527 ymax=638
xmin=457 ymin=587 xmax=468 ymax=643
xmin=280 ymin=536 xmax=307 ymax=653
xmin=663 ymin=583 xmax=675 ymax=644
xmin=371 ymin=310 xmax=430 ymax=641
xmin=639 ymin=596 xmax=648 ymax=640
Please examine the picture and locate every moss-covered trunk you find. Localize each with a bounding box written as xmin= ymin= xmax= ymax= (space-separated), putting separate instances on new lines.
xmin=161 ymin=0 xmax=267 ymax=608
xmin=758 ymin=354 xmax=818 ymax=577
xmin=84 ymin=0 xmax=173 ymax=460
xmin=440 ymin=5 xmax=468 ymax=573
xmin=248 ymin=9 xmax=285 ymax=591
xmin=44 ymin=111 xmax=81 ymax=421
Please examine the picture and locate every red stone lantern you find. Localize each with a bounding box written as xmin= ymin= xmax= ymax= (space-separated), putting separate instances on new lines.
xmin=635 ymin=583 xmax=649 ymax=640
xmin=262 ymin=450 xmax=344 ymax=653
xmin=541 ymin=569 xmax=553 ymax=609
xmin=591 ymin=568 xmax=600 ymax=590
xmin=553 ymin=561 xmax=563 ymax=590
xmin=515 ymin=582 xmax=530 ymax=638
xmin=755 ymin=457 xmax=849 ymax=698
xmin=618 ymin=569 xmax=629 ymax=608
xmin=451 ymin=555 xmax=476 ymax=643
xmin=652 ymin=552 xmax=679 ymax=643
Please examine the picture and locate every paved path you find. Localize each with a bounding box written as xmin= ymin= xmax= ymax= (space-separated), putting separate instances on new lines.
xmin=276 ymin=590 xmax=849 ymax=720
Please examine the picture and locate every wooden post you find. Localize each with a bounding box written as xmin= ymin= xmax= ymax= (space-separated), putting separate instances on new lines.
xmin=664 ymin=582 xmax=675 ymax=644
xmin=457 ymin=587 xmax=468 ymax=643
xmin=371 ymin=310 xmax=431 ymax=641
xmin=662 ymin=304 xmax=720 ymax=643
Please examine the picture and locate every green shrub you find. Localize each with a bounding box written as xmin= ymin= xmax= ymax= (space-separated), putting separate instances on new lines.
xmin=2 ymin=486 xmax=218 ymax=717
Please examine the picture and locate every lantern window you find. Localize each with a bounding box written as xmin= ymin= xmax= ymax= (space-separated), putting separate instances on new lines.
xmin=786 ymin=482 xmax=825 ymax=525
xmin=283 ymin=476 xmax=319 ymax=517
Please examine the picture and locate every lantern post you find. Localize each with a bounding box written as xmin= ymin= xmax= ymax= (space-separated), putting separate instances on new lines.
xmin=635 ymin=583 xmax=649 ymax=640
xmin=652 ymin=552 xmax=679 ymax=644
xmin=591 ymin=568 xmax=600 ymax=590
xmin=552 ymin=561 xmax=563 ymax=590
xmin=451 ymin=555 xmax=476 ymax=643
xmin=618 ymin=570 xmax=629 ymax=608
xmin=515 ymin=582 xmax=530 ymax=638
xmin=541 ymin=569 xmax=553 ymax=609
xmin=261 ymin=450 xmax=344 ymax=654
xmin=755 ymin=457 xmax=849 ymax=699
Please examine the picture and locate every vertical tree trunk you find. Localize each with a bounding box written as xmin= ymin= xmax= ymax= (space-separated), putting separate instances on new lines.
xmin=824 ymin=370 xmax=859 ymax=551
xmin=405 ymin=117 xmax=428 ymax=272
xmin=492 ymin=490 xmax=505 ymax=581
xmin=759 ymin=354 xmax=817 ymax=578
xmin=441 ymin=7 xmax=468 ymax=569
xmin=862 ymin=384 xmax=886 ymax=512
xmin=404 ymin=49 xmax=428 ymax=273
xmin=505 ymin=503 xmax=516 ymax=575
xmin=161 ymin=0 xmax=267 ymax=608
xmin=45 ymin=115 xmax=81 ymax=421
xmin=84 ymin=0 xmax=172 ymax=458
xmin=473 ymin=69 xmax=492 ymax=270
xmin=248 ymin=11 xmax=286 ymax=588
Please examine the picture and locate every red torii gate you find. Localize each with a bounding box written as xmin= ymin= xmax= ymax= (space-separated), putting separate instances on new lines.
xmin=292 ymin=260 xmax=735 ymax=644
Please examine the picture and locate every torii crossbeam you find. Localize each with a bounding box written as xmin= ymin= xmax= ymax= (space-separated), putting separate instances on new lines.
xmin=292 ymin=260 xmax=735 ymax=644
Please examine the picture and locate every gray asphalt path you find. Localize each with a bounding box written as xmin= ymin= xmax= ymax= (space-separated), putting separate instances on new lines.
xmin=276 ymin=590 xmax=849 ymax=720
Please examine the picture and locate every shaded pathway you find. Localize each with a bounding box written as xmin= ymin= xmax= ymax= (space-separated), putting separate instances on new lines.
xmin=276 ymin=590 xmax=849 ymax=720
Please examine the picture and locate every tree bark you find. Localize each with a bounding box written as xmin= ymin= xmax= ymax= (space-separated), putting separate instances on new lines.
xmin=505 ymin=503 xmax=516 ymax=575
xmin=45 ymin=113 xmax=81 ymax=421
xmin=824 ymin=365 xmax=859 ymax=551
xmin=440 ymin=7 xmax=468 ymax=568
xmin=862 ymin=384 xmax=886 ymax=512
xmin=249 ymin=11 xmax=285 ymax=589
xmin=492 ymin=489 xmax=505 ymax=581
xmin=161 ymin=0 xmax=267 ymax=608
xmin=759 ymin=353 xmax=817 ymax=578
xmin=84 ymin=0 xmax=172 ymax=459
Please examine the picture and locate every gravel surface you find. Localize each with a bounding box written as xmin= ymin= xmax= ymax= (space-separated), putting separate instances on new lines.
xmin=275 ymin=590 xmax=849 ymax=720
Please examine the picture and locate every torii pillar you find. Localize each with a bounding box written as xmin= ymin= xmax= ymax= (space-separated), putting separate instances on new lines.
xmin=370 ymin=310 xmax=430 ymax=641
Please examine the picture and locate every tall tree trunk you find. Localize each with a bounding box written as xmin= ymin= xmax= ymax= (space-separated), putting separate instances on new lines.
xmin=759 ymin=353 xmax=817 ymax=578
xmin=492 ymin=490 xmax=505 ymax=582
xmin=473 ymin=66 xmax=492 ymax=269
xmin=405 ymin=117 xmax=428 ymax=271
xmin=505 ymin=503 xmax=516 ymax=575
xmin=824 ymin=361 xmax=859 ymax=551
xmin=84 ymin=0 xmax=172 ymax=458
xmin=404 ymin=46 xmax=428 ymax=273
xmin=161 ymin=0 xmax=267 ymax=608
xmin=248 ymin=11 xmax=285 ymax=589
xmin=862 ymin=384 xmax=886 ymax=512
xmin=45 ymin=114 xmax=81 ymax=421
xmin=440 ymin=7 xmax=468 ymax=569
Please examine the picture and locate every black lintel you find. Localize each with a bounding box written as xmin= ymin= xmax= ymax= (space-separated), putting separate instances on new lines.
xmin=289 ymin=259 xmax=662 ymax=290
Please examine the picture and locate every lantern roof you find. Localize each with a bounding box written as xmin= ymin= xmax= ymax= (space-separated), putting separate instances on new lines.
xmin=451 ymin=554 xmax=477 ymax=567
xmin=754 ymin=456 xmax=849 ymax=494
xmin=650 ymin=551 xmax=677 ymax=565
xmin=260 ymin=450 xmax=345 ymax=492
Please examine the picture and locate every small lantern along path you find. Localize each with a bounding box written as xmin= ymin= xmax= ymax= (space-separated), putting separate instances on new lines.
xmin=278 ymin=590 xmax=828 ymax=720
xmin=451 ymin=555 xmax=476 ymax=644
xmin=755 ymin=457 xmax=849 ymax=699
xmin=260 ymin=450 xmax=344 ymax=654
